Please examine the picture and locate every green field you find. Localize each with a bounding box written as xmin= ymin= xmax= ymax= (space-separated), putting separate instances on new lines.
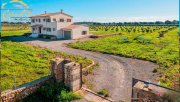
xmin=1 ymin=30 xmax=31 ymax=37
xmin=2 ymin=24 xmax=30 ymax=31
xmin=69 ymin=26 xmax=179 ymax=88
xmin=90 ymin=25 xmax=177 ymax=35
xmin=1 ymin=24 xmax=31 ymax=37
xmin=1 ymin=40 xmax=92 ymax=91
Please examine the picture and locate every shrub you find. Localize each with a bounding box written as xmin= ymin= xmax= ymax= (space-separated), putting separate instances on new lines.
xmin=38 ymin=34 xmax=57 ymax=39
xmin=97 ymin=89 xmax=109 ymax=97
xmin=38 ymin=82 xmax=81 ymax=101
xmin=38 ymin=82 xmax=60 ymax=100
xmin=134 ymin=35 xmax=151 ymax=44
xmin=159 ymin=32 xmax=164 ymax=37
xmin=152 ymin=69 xmax=158 ymax=73
xmin=162 ymin=91 xmax=180 ymax=102
xmin=23 ymin=32 xmax=32 ymax=36
xmin=120 ymin=36 xmax=129 ymax=43
xmin=58 ymin=90 xmax=82 ymax=102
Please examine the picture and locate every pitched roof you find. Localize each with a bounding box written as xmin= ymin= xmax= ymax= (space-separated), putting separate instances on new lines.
xmin=62 ymin=24 xmax=82 ymax=30
xmin=30 ymin=12 xmax=73 ymax=18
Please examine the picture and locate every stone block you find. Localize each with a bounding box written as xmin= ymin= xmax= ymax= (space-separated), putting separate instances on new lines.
xmin=50 ymin=58 xmax=64 ymax=82
xmin=64 ymin=62 xmax=82 ymax=92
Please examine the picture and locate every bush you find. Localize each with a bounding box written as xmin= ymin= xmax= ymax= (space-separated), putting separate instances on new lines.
xmin=134 ymin=35 xmax=151 ymax=44
xmin=38 ymin=82 xmax=81 ymax=102
xmin=97 ymin=89 xmax=109 ymax=97
xmin=120 ymin=36 xmax=129 ymax=43
xmin=21 ymin=82 xmax=82 ymax=102
xmin=38 ymin=34 xmax=57 ymax=39
xmin=58 ymin=90 xmax=82 ymax=102
xmin=162 ymin=91 xmax=180 ymax=102
xmin=23 ymin=32 xmax=32 ymax=36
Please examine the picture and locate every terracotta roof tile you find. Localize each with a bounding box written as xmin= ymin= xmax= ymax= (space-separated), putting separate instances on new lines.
xmin=62 ymin=24 xmax=82 ymax=30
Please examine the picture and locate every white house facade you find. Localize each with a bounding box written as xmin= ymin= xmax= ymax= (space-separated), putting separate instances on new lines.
xmin=30 ymin=10 xmax=89 ymax=39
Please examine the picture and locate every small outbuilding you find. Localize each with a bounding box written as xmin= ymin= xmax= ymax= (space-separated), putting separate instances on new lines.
xmin=62 ymin=24 xmax=89 ymax=39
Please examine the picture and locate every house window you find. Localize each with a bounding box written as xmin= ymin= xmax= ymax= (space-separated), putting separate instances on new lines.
xmin=39 ymin=19 xmax=41 ymax=22
xmin=47 ymin=28 xmax=51 ymax=32
xmin=43 ymin=19 xmax=46 ymax=22
xmin=82 ymin=31 xmax=87 ymax=35
xmin=67 ymin=19 xmax=71 ymax=22
xmin=31 ymin=19 xmax=35 ymax=23
xmin=53 ymin=18 xmax=56 ymax=22
xmin=53 ymin=28 xmax=56 ymax=31
xmin=36 ymin=19 xmax=38 ymax=22
xmin=43 ymin=28 xmax=46 ymax=30
xmin=46 ymin=19 xmax=51 ymax=22
xmin=32 ymin=28 xmax=35 ymax=31
xmin=60 ymin=19 xmax=64 ymax=22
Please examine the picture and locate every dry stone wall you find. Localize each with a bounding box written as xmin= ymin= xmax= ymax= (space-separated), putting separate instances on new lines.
xmin=1 ymin=76 xmax=51 ymax=102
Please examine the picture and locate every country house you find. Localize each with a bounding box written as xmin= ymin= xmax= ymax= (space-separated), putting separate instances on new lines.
xmin=30 ymin=10 xmax=89 ymax=39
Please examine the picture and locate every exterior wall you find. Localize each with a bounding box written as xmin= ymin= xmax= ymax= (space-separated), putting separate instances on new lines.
xmin=31 ymin=17 xmax=50 ymax=26
xmin=56 ymin=30 xmax=64 ymax=39
xmin=30 ymin=13 xmax=73 ymax=39
xmin=31 ymin=27 xmax=38 ymax=34
xmin=71 ymin=26 xmax=89 ymax=39
xmin=50 ymin=14 xmax=73 ymax=29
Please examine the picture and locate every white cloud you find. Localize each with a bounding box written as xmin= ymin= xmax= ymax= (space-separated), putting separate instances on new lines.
xmin=74 ymin=16 xmax=178 ymax=23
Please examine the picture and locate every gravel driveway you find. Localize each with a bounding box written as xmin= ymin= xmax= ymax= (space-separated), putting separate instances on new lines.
xmin=10 ymin=36 xmax=158 ymax=102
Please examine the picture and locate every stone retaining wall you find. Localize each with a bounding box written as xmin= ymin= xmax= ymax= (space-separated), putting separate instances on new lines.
xmin=1 ymin=76 xmax=51 ymax=102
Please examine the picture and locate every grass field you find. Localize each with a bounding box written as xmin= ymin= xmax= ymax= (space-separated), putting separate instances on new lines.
xmin=69 ymin=26 xmax=179 ymax=88
xmin=1 ymin=30 xmax=31 ymax=37
xmin=2 ymin=24 xmax=30 ymax=31
xmin=1 ymin=39 xmax=92 ymax=91
xmin=1 ymin=24 xmax=30 ymax=37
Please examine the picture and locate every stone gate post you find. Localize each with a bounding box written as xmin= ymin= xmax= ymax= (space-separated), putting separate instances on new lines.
xmin=64 ymin=62 xmax=82 ymax=92
xmin=50 ymin=58 xmax=64 ymax=82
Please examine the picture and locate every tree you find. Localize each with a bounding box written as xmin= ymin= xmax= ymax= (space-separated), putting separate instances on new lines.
xmin=172 ymin=20 xmax=179 ymax=25
xmin=155 ymin=21 xmax=164 ymax=25
xmin=165 ymin=20 xmax=172 ymax=25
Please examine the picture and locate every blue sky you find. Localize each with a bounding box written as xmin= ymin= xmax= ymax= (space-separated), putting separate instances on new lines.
xmin=1 ymin=0 xmax=179 ymax=22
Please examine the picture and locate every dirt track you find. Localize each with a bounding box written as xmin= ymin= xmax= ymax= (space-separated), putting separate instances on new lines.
xmin=11 ymin=36 xmax=158 ymax=101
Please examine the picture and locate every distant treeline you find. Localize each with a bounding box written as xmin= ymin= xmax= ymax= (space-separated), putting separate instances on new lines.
xmin=1 ymin=20 xmax=179 ymax=26
xmin=75 ymin=20 xmax=179 ymax=26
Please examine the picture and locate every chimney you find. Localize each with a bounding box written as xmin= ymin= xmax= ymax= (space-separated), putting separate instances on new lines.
xmin=45 ymin=11 xmax=47 ymax=14
xmin=61 ymin=9 xmax=63 ymax=13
